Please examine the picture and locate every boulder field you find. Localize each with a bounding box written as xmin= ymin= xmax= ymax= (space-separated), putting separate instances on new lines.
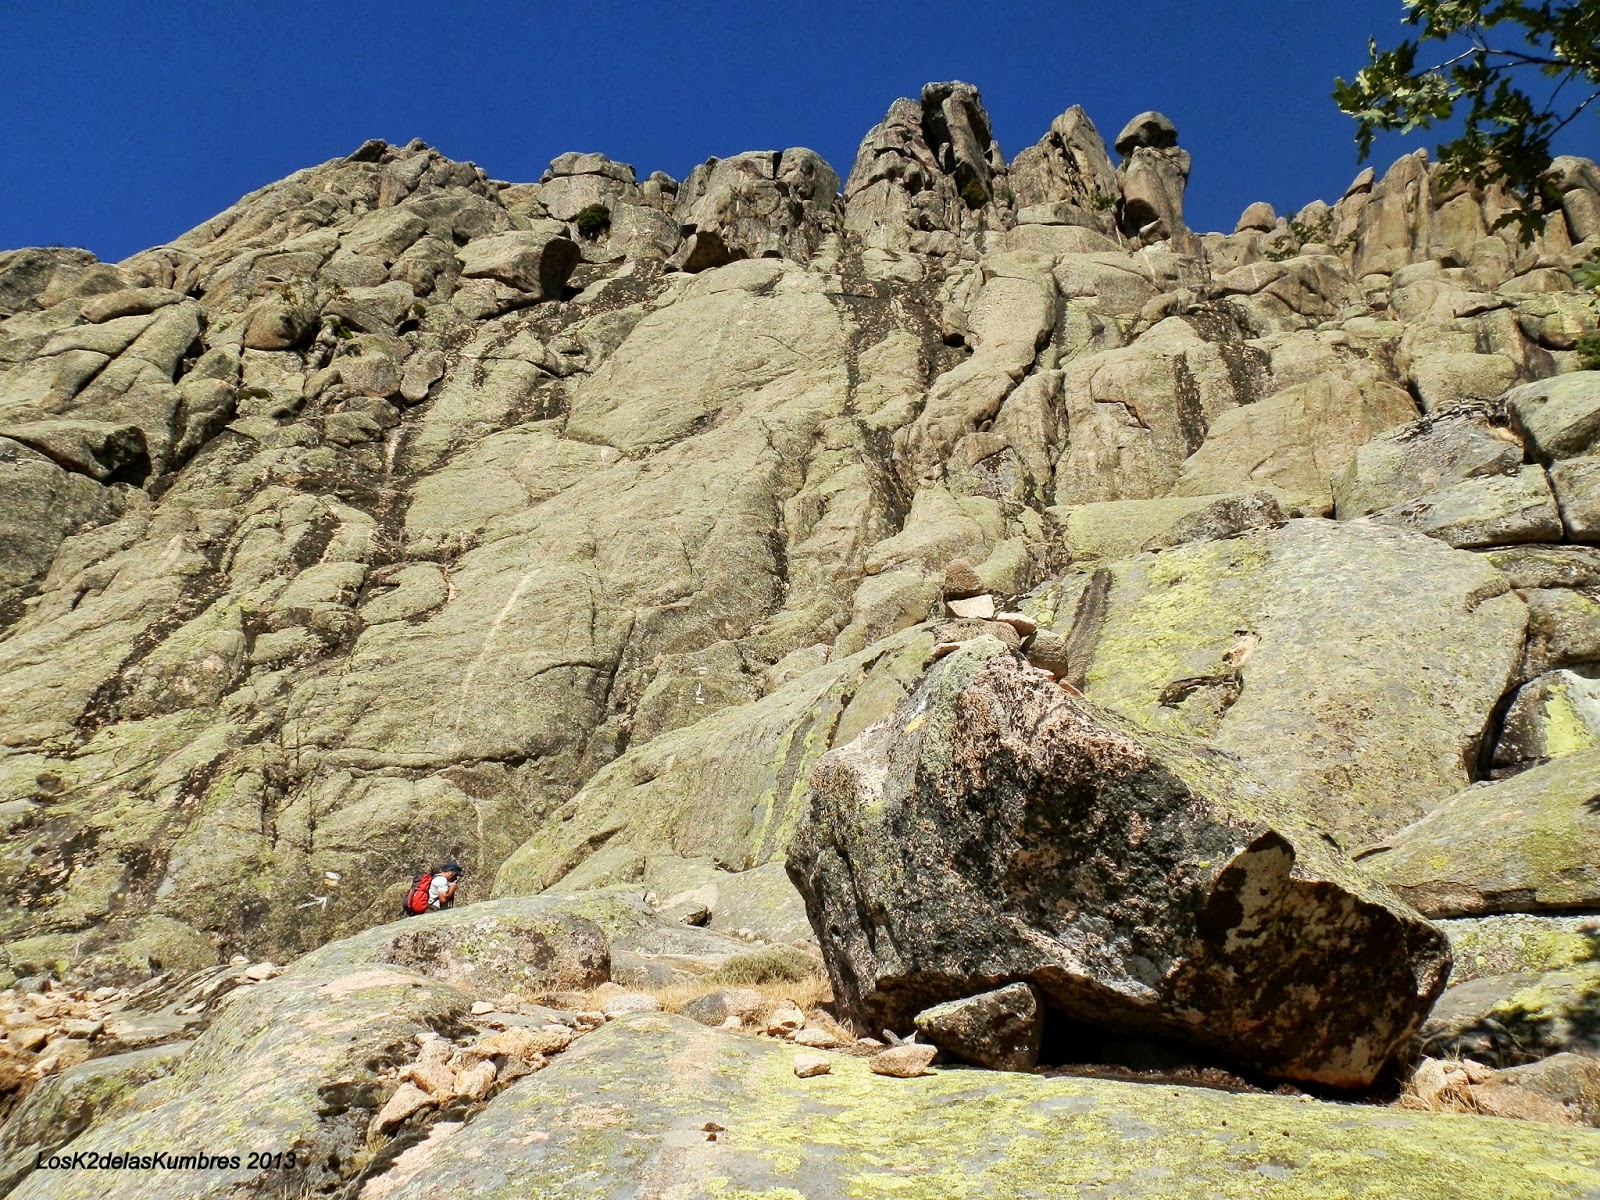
xmin=4 ymin=79 xmax=1600 ymax=1194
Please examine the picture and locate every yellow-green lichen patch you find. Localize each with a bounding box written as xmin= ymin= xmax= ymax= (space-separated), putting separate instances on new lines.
xmin=1537 ymin=685 xmax=1600 ymax=759
xmin=1084 ymin=535 xmax=1267 ymax=738
xmin=1439 ymin=915 xmax=1600 ymax=983
xmin=360 ymin=1014 xmax=1600 ymax=1200
xmin=1363 ymin=749 xmax=1600 ymax=916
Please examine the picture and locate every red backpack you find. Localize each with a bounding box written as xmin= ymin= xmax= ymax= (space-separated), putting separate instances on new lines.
xmin=402 ymin=873 xmax=433 ymax=916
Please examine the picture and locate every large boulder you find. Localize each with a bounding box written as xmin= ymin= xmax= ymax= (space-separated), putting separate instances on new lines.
xmin=1072 ymin=519 xmax=1527 ymax=846
xmin=455 ymin=228 xmax=580 ymax=298
xmin=787 ymin=640 xmax=1451 ymax=1088
xmin=1364 ymin=465 xmax=1563 ymax=548
xmin=1422 ymin=963 xmax=1600 ymax=1065
xmin=1507 ymin=373 xmax=1600 ymax=461
xmin=341 ymin=1013 xmax=1600 ymax=1200
xmin=1170 ymin=373 xmax=1417 ymax=512
xmin=1332 ymin=404 xmax=1524 ymax=518
xmin=1358 ymin=750 xmax=1600 ymax=916
xmin=295 ymin=897 xmax=610 ymax=995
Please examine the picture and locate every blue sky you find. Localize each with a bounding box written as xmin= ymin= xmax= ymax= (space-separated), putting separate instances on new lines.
xmin=3 ymin=1 xmax=1592 ymax=261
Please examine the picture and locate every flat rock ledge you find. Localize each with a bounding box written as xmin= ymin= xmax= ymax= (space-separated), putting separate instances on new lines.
xmin=346 ymin=1014 xmax=1600 ymax=1200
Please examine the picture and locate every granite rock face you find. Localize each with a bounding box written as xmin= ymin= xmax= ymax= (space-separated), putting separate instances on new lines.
xmin=0 ymin=83 xmax=1596 ymax=1044
xmin=5 ymin=78 xmax=1600 ymax=1196
xmin=787 ymin=641 xmax=1451 ymax=1088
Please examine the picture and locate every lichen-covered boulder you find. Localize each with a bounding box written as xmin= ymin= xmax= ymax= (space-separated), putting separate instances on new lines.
xmin=787 ymin=639 xmax=1451 ymax=1088
xmin=913 ymin=982 xmax=1043 ymax=1071
xmin=0 ymin=1041 xmax=187 ymax=1195
xmin=1358 ymin=751 xmax=1600 ymax=917
xmin=1364 ymin=464 xmax=1563 ymax=549
xmin=1073 ymin=519 xmax=1527 ymax=846
xmin=1422 ymin=963 xmax=1600 ymax=1065
xmin=1508 ymin=372 xmax=1600 ymax=460
xmin=1493 ymin=670 xmax=1600 ymax=769
xmin=1332 ymin=403 xmax=1523 ymax=519
xmin=1438 ymin=913 xmax=1600 ymax=983
xmin=294 ymin=897 xmax=610 ymax=995
xmin=12 ymin=962 xmax=472 ymax=1200
xmin=338 ymin=1013 xmax=1600 ymax=1200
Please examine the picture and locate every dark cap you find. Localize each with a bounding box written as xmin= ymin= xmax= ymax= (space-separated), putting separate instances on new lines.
xmin=442 ymin=861 xmax=463 ymax=874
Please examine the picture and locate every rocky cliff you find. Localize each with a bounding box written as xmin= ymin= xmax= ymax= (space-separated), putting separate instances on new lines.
xmin=4 ymin=80 xmax=1600 ymax=1195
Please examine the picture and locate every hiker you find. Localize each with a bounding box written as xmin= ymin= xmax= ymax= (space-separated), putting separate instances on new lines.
xmin=401 ymin=862 xmax=463 ymax=917
xmin=428 ymin=862 xmax=462 ymax=910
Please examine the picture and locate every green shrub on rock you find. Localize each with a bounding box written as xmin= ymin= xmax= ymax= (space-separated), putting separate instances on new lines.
xmin=574 ymin=203 xmax=612 ymax=240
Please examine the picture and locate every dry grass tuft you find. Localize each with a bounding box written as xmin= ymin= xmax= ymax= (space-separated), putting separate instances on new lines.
xmin=705 ymin=945 xmax=820 ymax=985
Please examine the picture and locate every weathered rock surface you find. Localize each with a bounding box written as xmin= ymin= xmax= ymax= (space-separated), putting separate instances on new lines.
xmin=788 ymin=640 xmax=1450 ymax=1087
xmin=1422 ymin=963 xmax=1600 ymax=1065
xmin=12 ymin=960 xmax=472 ymax=1200
xmin=1333 ymin=403 xmax=1524 ymax=518
xmin=1066 ymin=519 xmax=1526 ymax=846
xmin=0 ymin=89 xmax=1597 ymax=1152
xmin=328 ymin=1013 xmax=1600 ymax=1199
xmin=1359 ymin=751 xmax=1600 ymax=916
xmin=913 ymin=982 xmax=1043 ymax=1071
xmin=0 ymin=1041 xmax=187 ymax=1194
xmin=1438 ymin=913 xmax=1600 ymax=983
xmin=1509 ymin=373 xmax=1600 ymax=460
xmin=294 ymin=897 xmax=611 ymax=994
xmin=1493 ymin=669 xmax=1600 ymax=769
xmin=1365 ymin=464 xmax=1563 ymax=548
xmin=1501 ymin=1053 xmax=1600 ymax=1125
xmin=5 ymin=87 xmax=1600 ymax=1189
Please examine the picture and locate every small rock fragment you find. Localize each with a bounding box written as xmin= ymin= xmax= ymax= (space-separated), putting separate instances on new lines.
xmin=403 ymin=1058 xmax=457 ymax=1098
xmin=454 ymin=1059 xmax=497 ymax=1101
xmin=243 ymin=962 xmax=282 ymax=982
xmin=793 ymin=1052 xmax=833 ymax=1078
xmin=600 ymin=992 xmax=662 ymax=1018
xmin=374 ymin=1082 xmax=434 ymax=1132
xmin=869 ymin=1043 xmax=939 ymax=1078
xmin=470 ymin=1001 xmax=496 ymax=1016
xmin=765 ymin=1000 xmax=805 ymax=1036
xmin=1025 ymin=629 xmax=1070 ymax=676
xmin=995 ymin=611 xmax=1038 ymax=637
xmin=947 ymin=594 xmax=997 ymax=620
xmin=942 ymin=560 xmax=986 ymax=601
xmin=681 ymin=988 xmax=763 ymax=1028
xmin=793 ymin=1026 xmax=842 ymax=1049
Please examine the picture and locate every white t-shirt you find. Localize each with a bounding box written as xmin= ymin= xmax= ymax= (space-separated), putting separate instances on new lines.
xmin=428 ymin=874 xmax=454 ymax=908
